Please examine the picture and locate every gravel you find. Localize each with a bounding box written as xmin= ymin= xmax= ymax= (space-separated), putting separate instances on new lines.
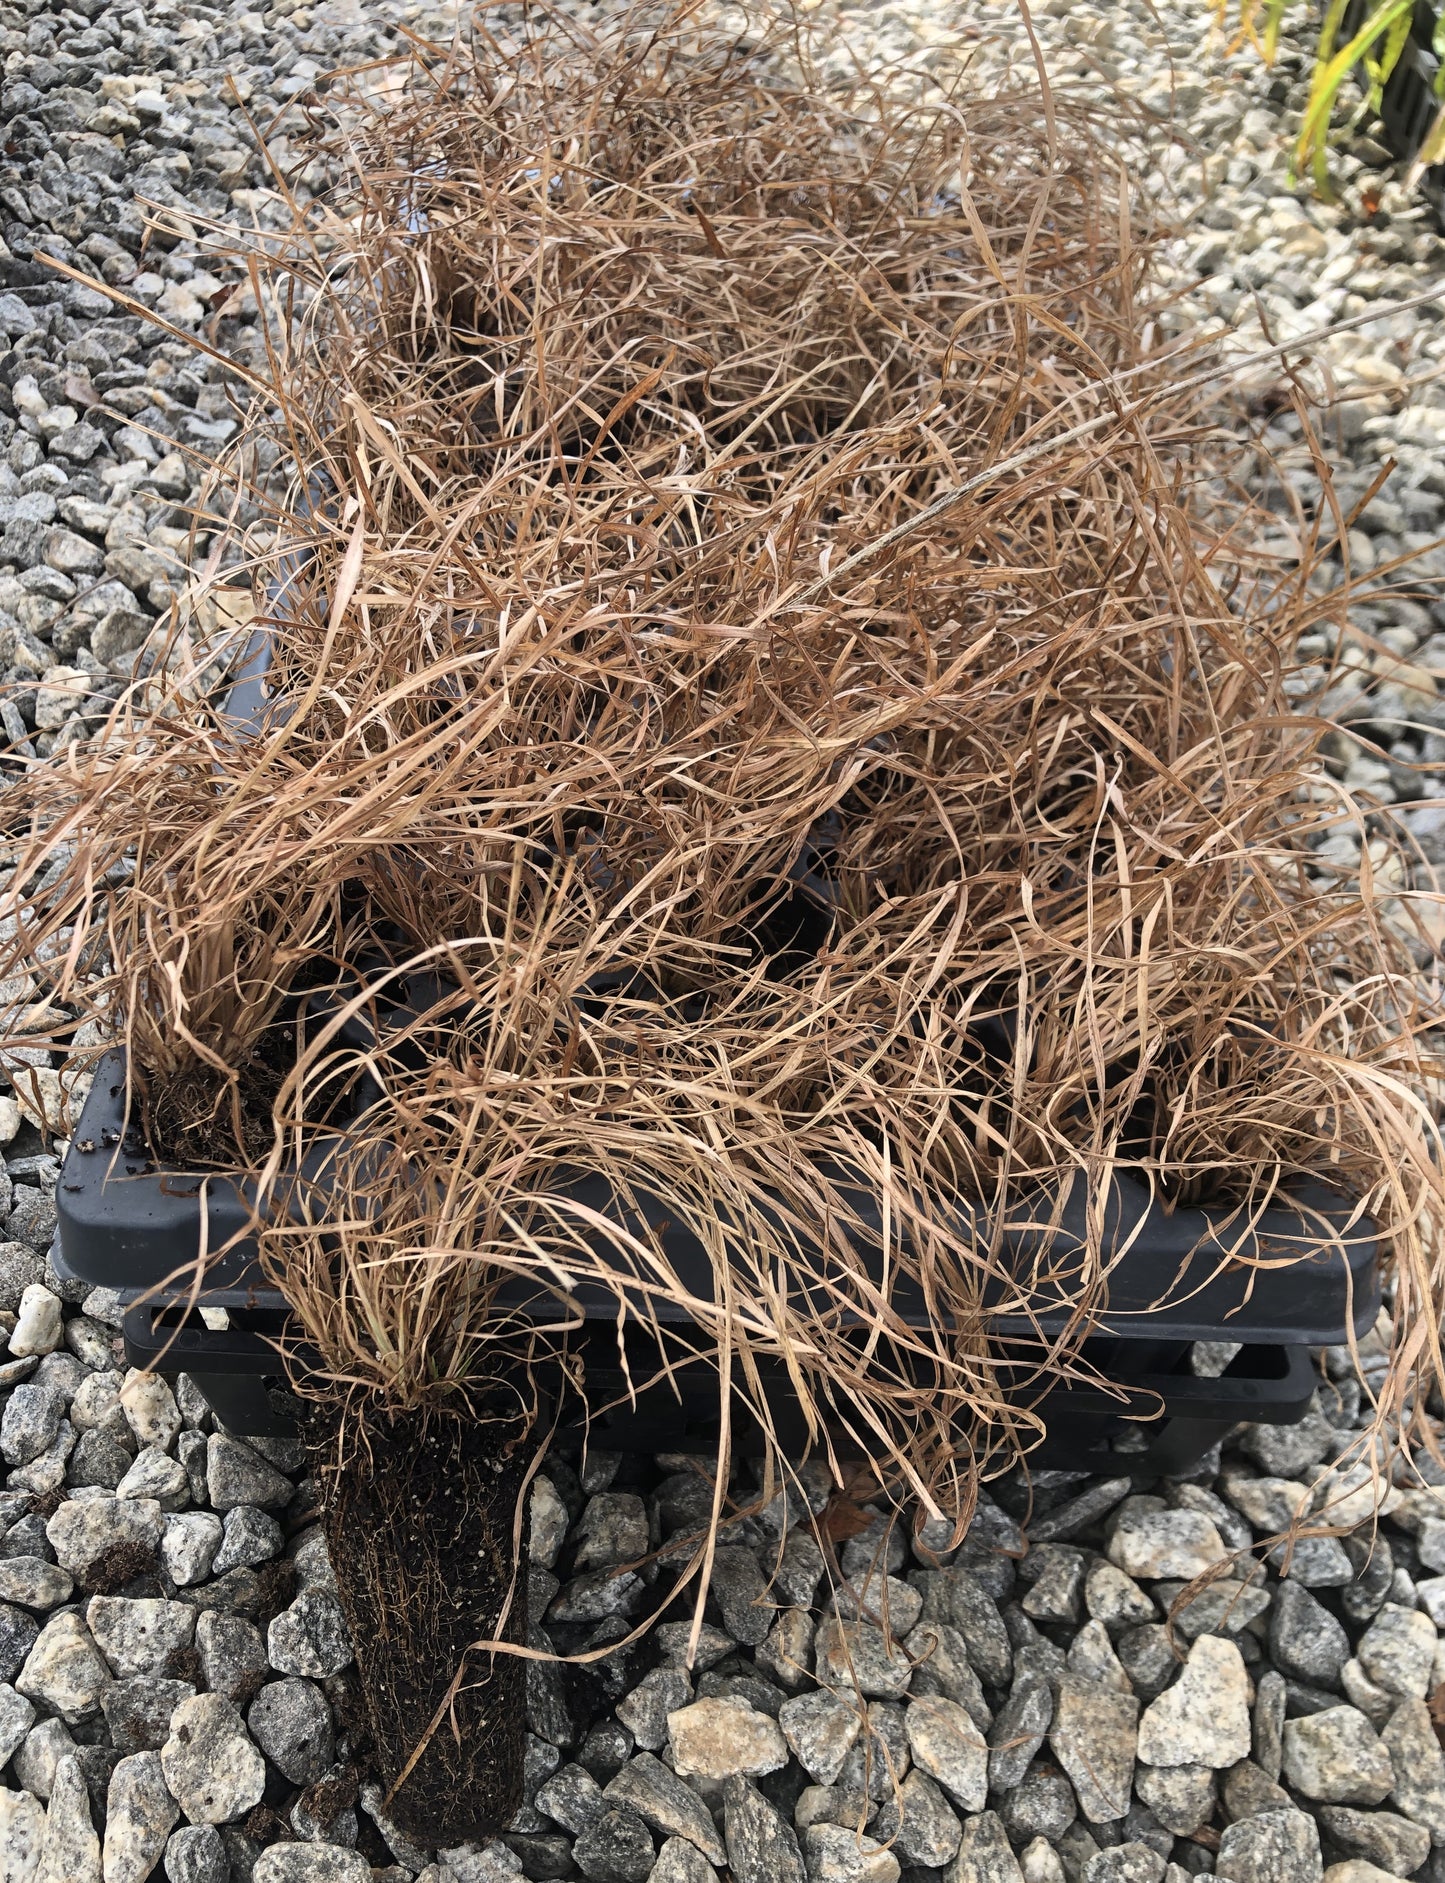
xmin=0 ymin=0 xmax=1444 ymax=1876
xmin=2 ymin=1364 xmax=1415 ymax=1883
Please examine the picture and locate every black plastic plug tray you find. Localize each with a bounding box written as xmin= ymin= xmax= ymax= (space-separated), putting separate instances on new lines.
xmin=52 ymin=573 xmax=1382 ymax=1472
xmin=56 ymin=1046 xmax=1378 ymax=1469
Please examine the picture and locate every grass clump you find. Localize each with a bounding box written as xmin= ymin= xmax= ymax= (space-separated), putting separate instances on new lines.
xmin=5 ymin=5 xmax=1443 ymax=1566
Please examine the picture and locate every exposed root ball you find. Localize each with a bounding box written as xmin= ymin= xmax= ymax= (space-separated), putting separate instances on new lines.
xmin=305 ymin=1400 xmax=532 ymax=1839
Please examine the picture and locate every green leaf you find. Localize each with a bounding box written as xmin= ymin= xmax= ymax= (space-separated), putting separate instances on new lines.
xmin=1263 ymin=0 xmax=1292 ymax=61
xmin=1296 ymin=0 xmax=1416 ymax=197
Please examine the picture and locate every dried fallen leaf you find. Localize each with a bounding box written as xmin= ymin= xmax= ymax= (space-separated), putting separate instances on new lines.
xmin=822 ymin=1497 xmax=876 ymax=1543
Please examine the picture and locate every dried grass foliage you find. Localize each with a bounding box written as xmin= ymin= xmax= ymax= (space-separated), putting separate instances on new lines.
xmin=7 ymin=4 xmax=1445 ymax=1524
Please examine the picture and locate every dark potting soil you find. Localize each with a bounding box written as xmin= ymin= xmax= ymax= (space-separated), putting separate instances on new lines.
xmin=303 ymin=1399 xmax=534 ymax=1842
xmin=143 ymin=1039 xmax=292 ymax=1170
xmin=141 ymin=949 xmax=387 ymax=1169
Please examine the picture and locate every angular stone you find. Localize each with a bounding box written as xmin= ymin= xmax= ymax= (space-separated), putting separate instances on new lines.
xmin=163 ymin=1825 xmax=229 ymax=1883
xmin=1019 ymin=1842 xmax=1064 ymax=1883
xmin=1309 ymin=1465 xmax=1397 ymax=1532
xmin=205 ymin=1437 xmax=291 ymax=1512
xmin=251 ymin=1849 xmax=371 ymax=1883
xmin=15 ymin=1719 xmax=76 ymax=1803
xmin=160 ymin=1694 xmax=265 ymax=1825
xmin=536 ymin=1763 xmax=606 ymax=1835
xmin=1315 ymin=1806 xmax=1430 ymax=1878
xmin=2 ymin=1385 xmax=63 ymax=1467
xmin=1222 ymin=1474 xmax=1313 ymax=1533
xmin=1272 ymin=1535 xmax=1356 ymax=1588
xmin=773 ymin=1532 xmax=825 ymax=1610
xmin=1151 ymin=1578 xmax=1271 ymax=1642
xmin=7 ymin=1199 xmax=56 ymax=1264
xmin=115 ymin=1375 xmax=180 ymax=1454
xmin=756 ymin=1609 xmax=813 ymax=1691
xmin=1106 ymin=1510 xmax=1227 ymax=1582
xmin=988 ymin=1678 xmax=1053 ymax=1792
xmin=572 ymin=1725 xmax=633 ymax=1790
xmin=100 ymin=1680 xmax=196 ymax=1755
xmin=574 ymin=1494 xmax=648 ymax=1572
xmin=1135 ymin=1762 xmax=1216 ymax=1836
xmin=1115 ymin=1623 xmax=1175 ymax=1703
xmin=1021 ymin=1547 xmax=1086 ymax=1626
xmin=103 ymin=1751 xmax=179 ymax=1883
xmin=548 ymin=1571 xmax=646 ymax=1625
xmin=949 ymin=1809 xmax=1025 ymax=1882
xmin=211 ymin=1510 xmax=282 ymax=1578
xmin=903 ymin=1621 xmax=991 ymax=1728
xmin=902 ymin=1694 xmax=987 ymax=1812
xmin=1382 ymin=1699 xmax=1445 ymax=1841
xmin=16 ymin=1610 xmax=111 ymax=1721
xmin=12 ymin=1422 xmax=75 ymax=1498
xmin=872 ymin=1768 xmax=960 ymax=1868
xmin=721 ymin=1777 xmax=804 ymax=1883
xmin=603 ymin=1752 xmax=726 ymax=1866
xmin=667 ymin=1699 xmax=786 ymax=1781
xmin=836 ymin=1697 xmax=908 ymax=1807
xmin=1067 ymin=1620 xmax=1132 ymax=1694
xmin=246 ymin=1679 xmax=333 ymax=1786
xmin=1238 ymin=1406 xmax=1337 ymax=1478
xmin=614 ymin=1667 xmax=692 ymax=1752
xmin=1049 ymin=1675 xmax=1138 ymax=1823
xmin=161 ymin=1516 xmax=222 ymax=1589
xmin=0 ymin=1557 xmax=73 ymax=1610
xmin=1270 ymin=1583 xmax=1351 ymax=1687
xmin=1085 ymin=1563 xmax=1156 ymax=1633
xmin=832 ymin=1570 xmax=923 ymax=1637
xmin=69 ymin=1432 xmax=135 ymax=1494
xmin=838 ymin=1512 xmax=904 ymax=1581
xmin=1281 ymin=1707 xmax=1395 ymax=1806
xmin=176 ymin=1439 xmax=208 ymax=1510
xmin=1028 ymin=1478 xmax=1132 ymax=1546
xmin=1355 ymin=1606 xmax=1437 ymax=1701
xmin=528 ymin=1478 xmax=568 ymax=1569
xmin=649 ymin=1840 xmax=717 ymax=1883
xmin=1222 ymin=1759 xmax=1290 ymax=1822
xmin=44 ymin=524 xmax=104 ymax=575
xmin=1317 ymin=1862 xmax=1410 ymax=1883
xmin=47 ymin=1498 xmax=162 ymax=1580
xmin=0 ymin=1785 xmax=45 ymax=1883
xmin=9 ymin=1288 xmax=63 ymax=1360
xmin=918 ymin=1569 xmax=1011 ymax=1687
xmin=289 ymin=1532 xmax=336 ymax=1596
xmin=0 ymin=1681 xmax=34 ymax=1766
xmin=1254 ymin=1668 xmax=1287 ymax=1780
xmin=116 ymin=1451 xmax=189 ymax=1512
xmin=38 ymin=1755 xmax=101 ymax=1883
xmin=572 ymin=1805 xmax=654 ymax=1883
xmin=194 ymin=1613 xmax=268 ymax=1707
xmin=779 ymin=1688 xmax=862 ymax=1785
xmin=1001 ymin=1764 xmax=1077 ymax=1843
xmin=813 ymin=1618 xmax=911 ymax=1699
xmin=1137 ymin=1634 xmax=1251 ymax=1769
xmin=1214 ymin=1807 xmax=1323 ymax=1883
xmin=266 ymin=1591 xmax=351 ymax=1678
xmin=0 ymin=1604 xmax=39 ymax=1683
xmin=87 ymin=1599 xmax=195 ymax=1678
xmin=1342 ymin=1657 xmax=1396 ymax=1729
xmin=706 ymin=1549 xmax=772 ymax=1649
xmin=1083 ymin=1849 xmax=1165 ymax=1883
xmin=799 ymin=1823 xmax=899 ymax=1883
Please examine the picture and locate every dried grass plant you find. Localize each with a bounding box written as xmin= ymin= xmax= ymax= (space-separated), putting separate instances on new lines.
xmin=6 ymin=2 xmax=1445 ymax=1572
